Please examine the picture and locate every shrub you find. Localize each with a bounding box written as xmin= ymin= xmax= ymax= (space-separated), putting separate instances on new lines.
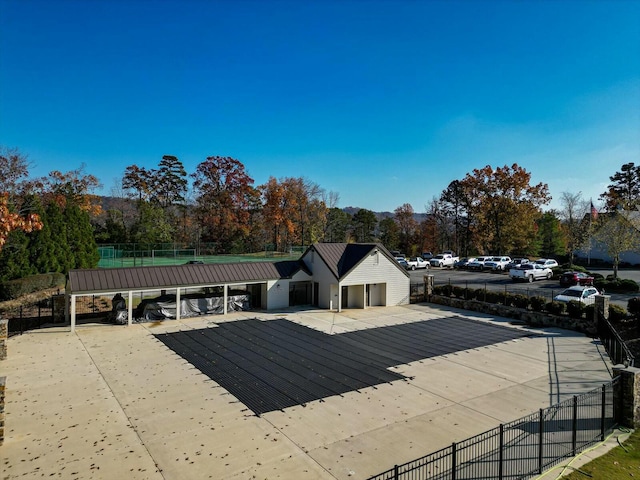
xmin=433 ymin=285 xmax=445 ymax=296
xmin=594 ymin=278 xmax=639 ymax=293
xmin=585 ymin=304 xmax=595 ymax=320
xmin=620 ymin=279 xmax=640 ymax=293
xmin=484 ymin=290 xmax=501 ymax=304
xmin=592 ymin=273 xmax=605 ymax=281
xmin=566 ymin=300 xmax=586 ymax=318
xmin=628 ymin=297 xmax=640 ymax=317
xmin=440 ymin=284 xmax=453 ymax=297
xmin=560 ymin=264 xmax=587 ymax=273
xmin=451 ymin=286 xmax=466 ymax=299
xmin=472 ymin=288 xmax=487 ymax=302
xmin=530 ymin=296 xmax=546 ymax=312
xmin=511 ymin=294 xmax=530 ymax=309
xmin=0 ymin=273 xmax=65 ymax=301
xmin=609 ymin=304 xmax=628 ymax=322
xmin=546 ymin=301 xmax=565 ymax=315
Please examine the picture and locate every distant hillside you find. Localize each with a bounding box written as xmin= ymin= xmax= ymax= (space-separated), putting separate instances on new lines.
xmin=98 ymin=197 xmax=429 ymax=223
xmin=343 ymin=206 xmax=429 ymax=222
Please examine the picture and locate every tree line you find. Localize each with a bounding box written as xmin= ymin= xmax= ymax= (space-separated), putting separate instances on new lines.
xmin=1 ymin=145 xmax=639 ymax=281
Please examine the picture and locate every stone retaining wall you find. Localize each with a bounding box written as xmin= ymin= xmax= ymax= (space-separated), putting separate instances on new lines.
xmin=0 ymin=319 xmax=6 ymax=360
xmin=0 ymin=376 xmax=4 ymax=445
xmin=427 ymin=294 xmax=597 ymax=336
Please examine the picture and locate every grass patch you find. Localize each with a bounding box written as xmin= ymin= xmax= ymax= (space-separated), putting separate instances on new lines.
xmin=559 ymin=429 xmax=640 ymax=479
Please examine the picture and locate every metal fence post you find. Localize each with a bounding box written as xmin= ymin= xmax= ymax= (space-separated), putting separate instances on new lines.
xmin=601 ymin=384 xmax=606 ymax=441
xmin=451 ymin=442 xmax=457 ymax=480
xmin=499 ymin=424 xmax=504 ymax=480
xmin=538 ymin=408 xmax=544 ymax=474
xmin=394 ymin=464 xmax=399 ymax=480
xmin=572 ymin=396 xmax=578 ymax=456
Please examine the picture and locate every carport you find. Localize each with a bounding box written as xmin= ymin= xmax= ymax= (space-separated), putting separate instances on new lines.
xmin=65 ymin=261 xmax=306 ymax=332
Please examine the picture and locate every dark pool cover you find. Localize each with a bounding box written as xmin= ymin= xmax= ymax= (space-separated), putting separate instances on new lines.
xmin=155 ymin=316 xmax=532 ymax=415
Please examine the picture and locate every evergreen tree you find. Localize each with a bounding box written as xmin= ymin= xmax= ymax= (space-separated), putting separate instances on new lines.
xmin=27 ymin=197 xmax=62 ymax=273
xmin=64 ymin=204 xmax=99 ymax=268
xmin=0 ymin=230 xmax=32 ymax=281
xmin=45 ymin=202 xmax=73 ymax=273
xmin=536 ymin=211 xmax=566 ymax=258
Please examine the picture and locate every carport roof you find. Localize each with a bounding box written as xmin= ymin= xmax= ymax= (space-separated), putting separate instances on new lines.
xmin=67 ymin=260 xmax=309 ymax=295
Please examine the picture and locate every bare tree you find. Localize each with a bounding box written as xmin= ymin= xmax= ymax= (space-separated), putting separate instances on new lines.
xmin=558 ymin=191 xmax=590 ymax=266
xmin=593 ymin=210 xmax=640 ymax=278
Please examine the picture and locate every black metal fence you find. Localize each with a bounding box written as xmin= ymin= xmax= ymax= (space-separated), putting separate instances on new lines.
xmin=6 ymin=294 xmax=113 ymax=335
xmin=598 ymin=317 xmax=636 ymax=367
xmin=368 ymin=380 xmax=618 ymax=480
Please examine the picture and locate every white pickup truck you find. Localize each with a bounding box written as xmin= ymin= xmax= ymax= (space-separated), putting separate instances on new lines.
xmin=405 ymin=256 xmax=429 ymax=270
xmin=429 ymin=253 xmax=459 ymax=268
xmin=509 ymin=263 xmax=553 ymax=282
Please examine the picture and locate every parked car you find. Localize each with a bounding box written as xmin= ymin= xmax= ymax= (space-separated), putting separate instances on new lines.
xmin=506 ymin=258 xmax=529 ymax=270
xmin=406 ymin=256 xmax=429 ymax=270
xmin=454 ymin=257 xmax=476 ymax=269
xmin=559 ymin=271 xmax=595 ymax=287
xmin=397 ymin=258 xmax=409 ymax=269
xmin=421 ymin=252 xmax=434 ymax=261
xmin=429 ymin=253 xmax=459 ymax=268
xmin=554 ymin=286 xmax=600 ymax=305
xmin=395 ymin=256 xmax=407 ymax=263
xmin=509 ymin=263 xmax=553 ymax=282
xmin=484 ymin=256 xmax=512 ymax=272
xmin=467 ymin=256 xmax=491 ymax=271
xmin=534 ymin=258 xmax=559 ymax=269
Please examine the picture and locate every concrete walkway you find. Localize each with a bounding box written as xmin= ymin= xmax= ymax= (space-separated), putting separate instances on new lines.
xmin=0 ymin=304 xmax=615 ymax=479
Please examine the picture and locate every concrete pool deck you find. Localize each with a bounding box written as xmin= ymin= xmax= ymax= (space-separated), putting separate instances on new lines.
xmin=0 ymin=303 xmax=617 ymax=479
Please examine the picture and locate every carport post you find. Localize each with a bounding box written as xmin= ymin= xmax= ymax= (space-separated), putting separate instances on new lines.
xmin=223 ymin=284 xmax=228 ymax=315
xmin=70 ymin=295 xmax=76 ymax=332
xmin=175 ymin=288 xmax=181 ymax=322
xmin=127 ymin=291 xmax=133 ymax=326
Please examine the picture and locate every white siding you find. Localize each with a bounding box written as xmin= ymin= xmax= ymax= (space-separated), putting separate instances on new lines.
xmin=342 ymin=252 xmax=410 ymax=306
xmin=302 ymin=251 xmax=338 ymax=309
xmin=265 ymin=279 xmax=290 ymax=310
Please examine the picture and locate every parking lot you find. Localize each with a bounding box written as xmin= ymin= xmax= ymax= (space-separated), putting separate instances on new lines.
xmin=407 ymin=266 xmax=640 ymax=308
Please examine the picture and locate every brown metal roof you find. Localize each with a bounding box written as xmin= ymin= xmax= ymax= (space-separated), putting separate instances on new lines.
xmin=67 ymin=260 xmax=306 ymax=295
xmin=308 ymin=242 xmax=408 ymax=280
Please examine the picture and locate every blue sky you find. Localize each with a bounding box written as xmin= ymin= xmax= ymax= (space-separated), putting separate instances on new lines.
xmin=1 ymin=0 xmax=639 ymax=213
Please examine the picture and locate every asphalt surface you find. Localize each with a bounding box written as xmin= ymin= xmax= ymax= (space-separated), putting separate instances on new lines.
xmin=408 ymin=266 xmax=640 ymax=308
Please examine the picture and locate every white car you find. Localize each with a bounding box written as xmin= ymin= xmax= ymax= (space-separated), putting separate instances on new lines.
xmin=535 ymin=258 xmax=559 ymax=269
xmin=554 ymin=286 xmax=600 ymax=305
xmin=484 ymin=256 xmax=512 ymax=271
xmin=509 ymin=264 xmax=553 ymax=282
xmin=467 ymin=256 xmax=491 ymax=270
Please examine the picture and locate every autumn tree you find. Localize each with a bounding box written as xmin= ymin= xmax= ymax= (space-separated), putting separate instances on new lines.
xmin=460 ymin=164 xmax=550 ymax=255
xmin=379 ymin=217 xmax=400 ymax=251
xmin=593 ymin=210 xmax=640 ymax=279
xmin=261 ymin=177 xmax=295 ymax=251
xmin=394 ymin=203 xmax=418 ymax=255
xmin=599 ymin=162 xmax=640 ymax=211
xmin=192 ymin=156 xmax=256 ymax=253
xmin=0 ymin=147 xmax=43 ymax=251
xmin=123 ymin=165 xmax=154 ymax=203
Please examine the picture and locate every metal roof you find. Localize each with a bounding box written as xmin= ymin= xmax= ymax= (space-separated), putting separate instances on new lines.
xmin=308 ymin=242 xmax=409 ymax=280
xmin=67 ymin=260 xmax=306 ymax=295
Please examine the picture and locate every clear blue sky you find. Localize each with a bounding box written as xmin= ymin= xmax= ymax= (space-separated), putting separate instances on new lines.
xmin=1 ymin=0 xmax=639 ymax=213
